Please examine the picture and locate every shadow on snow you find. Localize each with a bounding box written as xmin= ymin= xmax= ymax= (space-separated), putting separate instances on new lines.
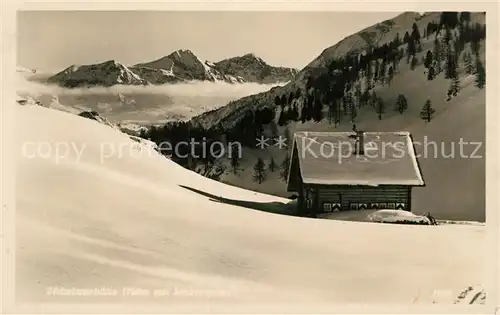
xmin=178 ymin=185 xmax=297 ymax=216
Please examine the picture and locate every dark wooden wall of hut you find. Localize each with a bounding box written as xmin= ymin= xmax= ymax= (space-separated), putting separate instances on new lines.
xmin=313 ymin=184 xmax=411 ymax=213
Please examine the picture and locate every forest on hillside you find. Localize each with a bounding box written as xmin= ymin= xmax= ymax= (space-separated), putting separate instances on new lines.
xmin=273 ymin=12 xmax=485 ymax=129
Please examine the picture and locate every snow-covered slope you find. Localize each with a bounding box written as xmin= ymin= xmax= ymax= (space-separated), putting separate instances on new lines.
xmin=77 ymin=110 xmax=119 ymax=129
xmin=15 ymin=104 xmax=486 ymax=308
xmin=191 ymin=12 xmax=486 ymax=130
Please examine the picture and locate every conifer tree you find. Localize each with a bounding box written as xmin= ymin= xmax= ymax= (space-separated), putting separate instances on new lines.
xmin=427 ymin=66 xmax=436 ymax=81
xmin=351 ymin=104 xmax=358 ymax=121
xmin=301 ymin=94 xmax=314 ymax=122
xmin=373 ymin=59 xmax=380 ymax=82
xmin=454 ymin=33 xmax=465 ymax=58
xmin=295 ymin=88 xmax=302 ymax=99
xmin=375 ymin=97 xmax=385 ymax=120
xmin=410 ymin=55 xmax=417 ymax=70
xmin=452 ymin=76 xmax=461 ymax=94
xmin=327 ymin=102 xmax=337 ymax=125
xmin=426 ymin=21 xmax=438 ymax=38
xmin=274 ymin=95 xmax=282 ymax=107
xmin=290 ymin=103 xmax=299 ymax=121
xmin=411 ymin=22 xmax=421 ymax=43
xmin=407 ymin=36 xmax=417 ymax=59
xmin=442 ymin=26 xmax=452 ymax=57
xmin=365 ymin=71 xmax=373 ymax=91
xmin=283 ymin=126 xmax=292 ymax=149
xmin=379 ymin=60 xmax=387 ymax=84
xmin=396 ymin=94 xmax=408 ymax=114
xmin=475 ymin=59 xmax=486 ymax=89
xmin=252 ymin=157 xmax=267 ymax=184
xmin=445 ymin=52 xmax=458 ymax=79
xmin=387 ymin=66 xmax=394 ymax=85
xmin=424 ymin=50 xmax=433 ymax=69
xmin=392 ymin=58 xmax=398 ymax=73
xmin=420 ymin=99 xmax=436 ymax=123
xmin=433 ymin=38 xmax=443 ymax=74
xmin=280 ymin=95 xmax=287 ymax=107
xmin=287 ymin=92 xmax=294 ymax=106
xmin=335 ymin=99 xmax=342 ymax=126
xmin=354 ymin=84 xmax=362 ymax=106
xmin=471 ymin=39 xmax=481 ymax=58
xmin=268 ymin=156 xmax=277 ymax=172
xmin=230 ymin=143 xmax=240 ymax=174
xmin=360 ymin=90 xmax=370 ymax=108
xmin=448 ymin=75 xmax=460 ymax=98
xmin=343 ymin=93 xmax=354 ymax=117
xmin=403 ymin=31 xmax=410 ymax=44
xmin=279 ymin=155 xmax=290 ymax=182
xmin=365 ymin=60 xmax=373 ymax=90
xmin=277 ymin=107 xmax=287 ymax=126
xmin=313 ymin=98 xmax=323 ymax=122
xmin=394 ymin=32 xmax=402 ymax=46
xmin=299 ymin=102 xmax=308 ymax=123
xmin=370 ymin=91 xmax=378 ymax=108
xmin=463 ymin=51 xmax=474 ymax=75
xmin=398 ymin=48 xmax=404 ymax=63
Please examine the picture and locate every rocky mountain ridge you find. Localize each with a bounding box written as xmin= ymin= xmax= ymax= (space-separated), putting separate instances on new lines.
xmin=46 ymin=49 xmax=298 ymax=88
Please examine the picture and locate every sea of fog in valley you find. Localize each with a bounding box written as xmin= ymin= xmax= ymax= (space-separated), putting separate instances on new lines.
xmin=16 ymin=72 xmax=285 ymax=125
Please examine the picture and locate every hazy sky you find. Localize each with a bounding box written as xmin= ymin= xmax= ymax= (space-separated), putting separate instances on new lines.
xmin=17 ymin=11 xmax=399 ymax=72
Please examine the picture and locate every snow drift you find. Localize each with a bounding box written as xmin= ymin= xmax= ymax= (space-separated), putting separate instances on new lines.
xmin=14 ymin=104 xmax=486 ymax=310
xmin=367 ymin=209 xmax=431 ymax=225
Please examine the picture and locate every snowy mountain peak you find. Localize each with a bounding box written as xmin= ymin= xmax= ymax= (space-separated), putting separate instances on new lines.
xmin=213 ymin=53 xmax=298 ymax=84
xmin=48 ymin=59 xmax=149 ymax=88
xmin=102 ymin=59 xmax=120 ymax=66
xmin=47 ymin=49 xmax=298 ymax=87
xmin=241 ymin=53 xmax=265 ymax=63
xmin=220 ymin=53 xmax=268 ymax=67
xmin=129 ymin=49 xmax=296 ymax=84
xmin=169 ymin=49 xmax=195 ymax=58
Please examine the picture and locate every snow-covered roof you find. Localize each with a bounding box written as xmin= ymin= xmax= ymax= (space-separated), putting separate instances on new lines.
xmin=287 ymin=131 xmax=425 ymax=191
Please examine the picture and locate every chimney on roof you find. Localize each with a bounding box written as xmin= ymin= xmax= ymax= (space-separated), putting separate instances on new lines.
xmin=355 ymin=130 xmax=365 ymax=155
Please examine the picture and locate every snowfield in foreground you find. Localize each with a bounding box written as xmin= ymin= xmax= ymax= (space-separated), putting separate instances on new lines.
xmin=14 ymin=105 xmax=486 ymax=310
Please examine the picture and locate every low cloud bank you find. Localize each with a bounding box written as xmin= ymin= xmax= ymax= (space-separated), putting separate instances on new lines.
xmin=17 ymin=73 xmax=286 ymax=124
xmin=17 ymin=73 xmax=285 ymax=97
